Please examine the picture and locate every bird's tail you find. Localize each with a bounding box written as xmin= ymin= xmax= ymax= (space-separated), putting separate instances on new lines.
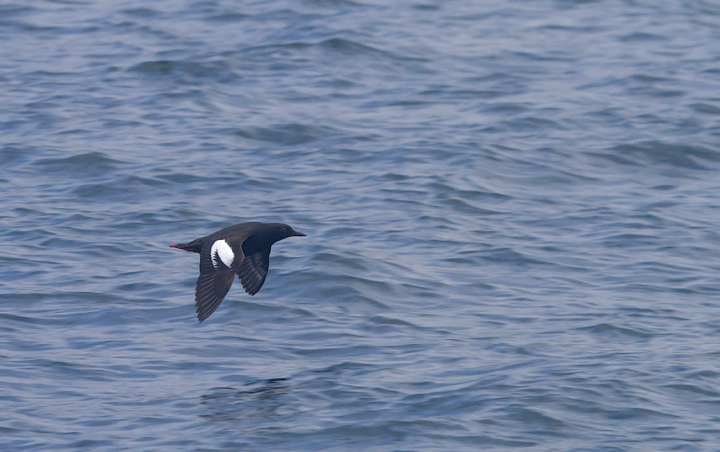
xmin=169 ymin=238 xmax=203 ymax=253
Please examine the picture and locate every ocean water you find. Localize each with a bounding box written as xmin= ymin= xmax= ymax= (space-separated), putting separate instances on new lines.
xmin=2 ymin=0 xmax=720 ymax=450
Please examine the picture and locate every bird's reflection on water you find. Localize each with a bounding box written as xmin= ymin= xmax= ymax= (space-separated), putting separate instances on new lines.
xmin=200 ymin=378 xmax=290 ymax=423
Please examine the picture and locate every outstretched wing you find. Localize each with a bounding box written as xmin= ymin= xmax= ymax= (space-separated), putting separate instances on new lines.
xmin=195 ymin=270 xmax=235 ymax=322
xmin=236 ymin=248 xmax=270 ymax=295
xmin=194 ymin=237 xmax=247 ymax=322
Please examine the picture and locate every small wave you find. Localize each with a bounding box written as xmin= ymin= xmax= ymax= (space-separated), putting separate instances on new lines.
xmin=200 ymin=379 xmax=290 ymax=423
xmin=578 ymin=322 xmax=655 ymax=339
xmin=689 ymin=102 xmax=720 ymax=115
xmin=34 ymin=151 xmax=125 ymax=173
xmin=120 ymin=7 xmax=159 ymax=18
xmin=591 ymin=141 xmax=720 ymax=170
xmin=130 ymin=60 xmax=238 ymax=83
xmin=318 ymin=37 xmax=429 ymax=62
xmin=234 ymin=123 xmax=330 ymax=145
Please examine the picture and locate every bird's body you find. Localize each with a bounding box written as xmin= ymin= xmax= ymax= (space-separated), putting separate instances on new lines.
xmin=171 ymin=222 xmax=305 ymax=322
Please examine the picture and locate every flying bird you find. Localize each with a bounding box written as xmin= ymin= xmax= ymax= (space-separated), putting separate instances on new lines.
xmin=171 ymin=222 xmax=306 ymax=322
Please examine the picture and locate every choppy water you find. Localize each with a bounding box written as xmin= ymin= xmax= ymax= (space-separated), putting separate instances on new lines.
xmin=2 ymin=0 xmax=720 ymax=450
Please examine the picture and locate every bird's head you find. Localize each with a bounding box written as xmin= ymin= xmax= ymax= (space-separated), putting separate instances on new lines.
xmin=268 ymin=223 xmax=306 ymax=243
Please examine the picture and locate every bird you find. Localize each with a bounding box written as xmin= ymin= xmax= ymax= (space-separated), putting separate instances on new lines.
xmin=170 ymin=222 xmax=306 ymax=322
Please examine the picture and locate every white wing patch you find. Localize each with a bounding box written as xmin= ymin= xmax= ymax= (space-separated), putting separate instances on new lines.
xmin=210 ymin=239 xmax=235 ymax=270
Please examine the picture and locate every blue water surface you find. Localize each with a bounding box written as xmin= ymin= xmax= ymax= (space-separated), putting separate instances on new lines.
xmin=1 ymin=0 xmax=720 ymax=451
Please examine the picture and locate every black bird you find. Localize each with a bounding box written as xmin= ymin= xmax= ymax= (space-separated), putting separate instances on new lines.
xmin=170 ymin=222 xmax=306 ymax=322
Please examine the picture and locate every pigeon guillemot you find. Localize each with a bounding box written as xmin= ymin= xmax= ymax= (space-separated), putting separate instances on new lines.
xmin=170 ymin=222 xmax=306 ymax=322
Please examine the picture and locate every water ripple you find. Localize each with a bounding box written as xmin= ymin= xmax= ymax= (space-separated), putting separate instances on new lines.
xmin=1 ymin=0 xmax=720 ymax=451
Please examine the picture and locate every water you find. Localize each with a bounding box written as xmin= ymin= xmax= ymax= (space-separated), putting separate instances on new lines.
xmin=2 ymin=0 xmax=720 ymax=450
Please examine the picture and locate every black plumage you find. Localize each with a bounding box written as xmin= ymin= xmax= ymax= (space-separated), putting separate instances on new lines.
xmin=171 ymin=222 xmax=305 ymax=322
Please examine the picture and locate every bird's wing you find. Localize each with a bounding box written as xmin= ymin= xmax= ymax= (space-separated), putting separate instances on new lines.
xmin=236 ymin=247 xmax=270 ymax=296
xmin=195 ymin=269 xmax=235 ymax=322
xmin=199 ymin=236 xmax=246 ymax=274
xmin=195 ymin=237 xmax=247 ymax=322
